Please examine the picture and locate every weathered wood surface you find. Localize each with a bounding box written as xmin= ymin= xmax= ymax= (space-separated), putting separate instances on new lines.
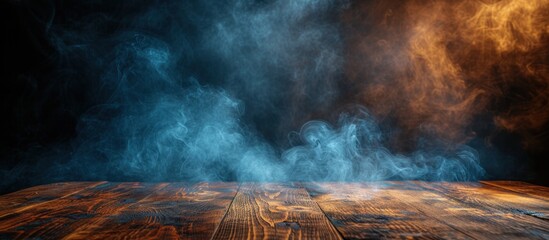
xmin=64 ymin=182 xmax=238 ymax=240
xmin=211 ymin=183 xmax=341 ymax=239
xmin=414 ymin=181 xmax=549 ymax=239
xmin=304 ymin=182 xmax=466 ymax=239
xmin=0 ymin=181 xmax=547 ymax=240
xmin=0 ymin=182 xmax=104 ymax=218
xmin=481 ymin=181 xmax=549 ymax=200
xmin=0 ymin=182 xmax=238 ymax=240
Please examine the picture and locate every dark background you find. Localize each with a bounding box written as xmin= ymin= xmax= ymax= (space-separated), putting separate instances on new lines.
xmin=1 ymin=0 xmax=548 ymax=194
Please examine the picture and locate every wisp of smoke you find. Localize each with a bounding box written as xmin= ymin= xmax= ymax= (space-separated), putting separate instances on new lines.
xmin=3 ymin=0 xmax=503 ymax=191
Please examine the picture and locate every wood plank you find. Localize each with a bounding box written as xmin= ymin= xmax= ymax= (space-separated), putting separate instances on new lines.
xmin=63 ymin=182 xmax=238 ymax=240
xmin=0 ymin=182 xmax=104 ymax=217
xmin=481 ymin=181 xmax=549 ymax=200
xmin=415 ymin=181 xmax=549 ymax=220
xmin=1 ymin=181 xmax=548 ymax=239
xmin=0 ymin=182 xmax=161 ymax=239
xmin=396 ymin=181 xmax=549 ymax=239
xmin=303 ymin=182 xmax=472 ymax=239
xmin=211 ymin=182 xmax=341 ymax=240
xmin=414 ymin=181 xmax=549 ymax=237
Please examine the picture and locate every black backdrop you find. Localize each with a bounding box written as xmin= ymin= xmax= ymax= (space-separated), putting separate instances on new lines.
xmin=2 ymin=0 xmax=548 ymax=194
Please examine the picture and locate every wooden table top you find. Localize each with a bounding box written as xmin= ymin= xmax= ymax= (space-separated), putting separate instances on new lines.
xmin=0 ymin=181 xmax=547 ymax=239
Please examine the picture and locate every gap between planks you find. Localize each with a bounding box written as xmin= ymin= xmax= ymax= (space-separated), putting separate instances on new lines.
xmin=1 ymin=181 xmax=548 ymax=240
xmin=212 ymin=182 xmax=342 ymax=239
xmin=209 ymin=183 xmax=241 ymax=240
xmin=302 ymin=181 xmax=549 ymax=240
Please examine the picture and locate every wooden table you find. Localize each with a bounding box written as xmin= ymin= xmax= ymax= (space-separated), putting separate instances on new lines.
xmin=0 ymin=181 xmax=547 ymax=239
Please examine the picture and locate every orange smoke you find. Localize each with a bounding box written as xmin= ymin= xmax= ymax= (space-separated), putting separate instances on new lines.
xmin=343 ymin=0 xmax=549 ymax=151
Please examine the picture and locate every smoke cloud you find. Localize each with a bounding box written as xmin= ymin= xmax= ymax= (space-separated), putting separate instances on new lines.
xmin=344 ymin=0 xmax=549 ymax=152
xmin=10 ymin=0 xmax=548 ymax=190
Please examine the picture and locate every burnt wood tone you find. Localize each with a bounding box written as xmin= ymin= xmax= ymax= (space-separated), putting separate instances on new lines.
xmin=481 ymin=181 xmax=549 ymax=200
xmin=211 ymin=183 xmax=341 ymax=239
xmin=0 ymin=181 xmax=547 ymax=239
xmin=303 ymin=182 xmax=472 ymax=239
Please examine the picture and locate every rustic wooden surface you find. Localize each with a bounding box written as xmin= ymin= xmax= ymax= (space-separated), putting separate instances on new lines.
xmin=212 ymin=183 xmax=341 ymax=239
xmin=0 ymin=181 xmax=547 ymax=239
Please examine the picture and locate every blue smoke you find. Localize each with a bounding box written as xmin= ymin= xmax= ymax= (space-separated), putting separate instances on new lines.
xmin=282 ymin=109 xmax=484 ymax=181
xmin=2 ymin=0 xmax=484 ymax=189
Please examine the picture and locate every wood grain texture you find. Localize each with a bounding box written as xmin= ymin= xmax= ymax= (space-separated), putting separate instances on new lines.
xmin=481 ymin=181 xmax=549 ymax=200
xmin=414 ymin=181 xmax=549 ymax=239
xmin=0 ymin=182 xmax=103 ymax=217
xmin=64 ymin=182 xmax=238 ymax=240
xmin=401 ymin=181 xmax=549 ymax=239
xmin=303 ymin=182 xmax=472 ymax=239
xmin=0 ymin=182 xmax=159 ymax=239
xmin=211 ymin=182 xmax=342 ymax=240
xmin=416 ymin=181 xmax=549 ymax=219
xmin=0 ymin=181 xmax=548 ymax=240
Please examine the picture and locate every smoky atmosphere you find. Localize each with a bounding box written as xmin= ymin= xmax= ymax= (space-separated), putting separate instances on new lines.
xmin=1 ymin=0 xmax=549 ymax=194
